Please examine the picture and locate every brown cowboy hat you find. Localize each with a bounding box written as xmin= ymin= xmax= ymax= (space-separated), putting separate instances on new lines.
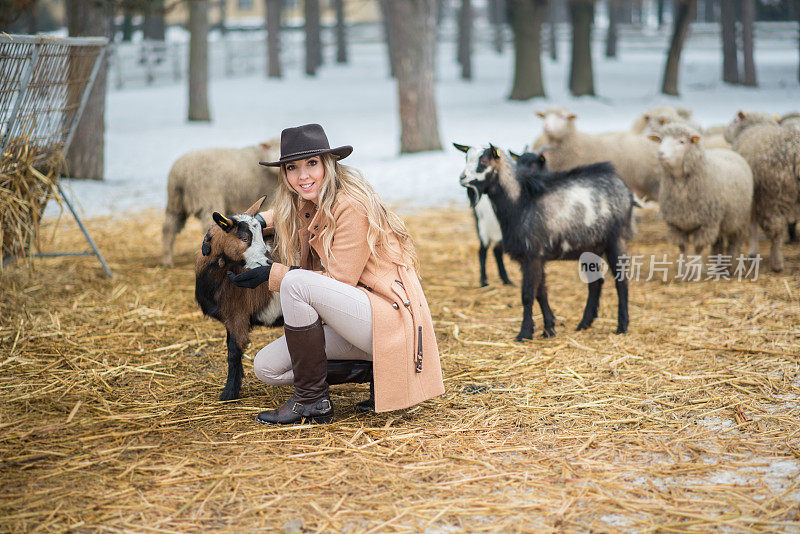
xmin=259 ymin=123 xmax=353 ymax=167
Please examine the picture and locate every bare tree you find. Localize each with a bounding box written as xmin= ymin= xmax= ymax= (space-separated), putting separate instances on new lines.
xmin=66 ymin=0 xmax=109 ymax=180
xmin=548 ymin=0 xmax=558 ymax=60
xmin=509 ymin=0 xmax=547 ymax=100
xmin=703 ymin=0 xmax=716 ymax=22
xmin=568 ymin=0 xmax=595 ymax=96
xmin=489 ymin=0 xmax=506 ymax=54
xmin=266 ymin=0 xmax=281 ymax=77
xmin=720 ymin=0 xmax=738 ymax=83
xmin=143 ymin=0 xmax=166 ymax=40
xmin=335 ymin=0 xmax=348 ymax=63
xmin=657 ymin=0 xmax=666 ymax=27
xmin=457 ymin=0 xmax=473 ymax=79
xmin=305 ymin=0 xmax=322 ymax=75
xmin=661 ymin=0 xmax=697 ymax=95
xmin=188 ymin=0 xmax=211 ymax=121
xmin=388 ymin=0 xmax=442 ymax=153
xmin=606 ymin=0 xmax=618 ymax=58
xmin=379 ymin=0 xmax=398 ymax=77
xmin=740 ymin=0 xmax=757 ymax=86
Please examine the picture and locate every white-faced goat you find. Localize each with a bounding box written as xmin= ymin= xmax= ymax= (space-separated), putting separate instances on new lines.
xmin=454 ymin=143 xmax=513 ymax=287
xmin=457 ymin=144 xmax=633 ymax=340
xmin=195 ymin=197 xmax=283 ymax=401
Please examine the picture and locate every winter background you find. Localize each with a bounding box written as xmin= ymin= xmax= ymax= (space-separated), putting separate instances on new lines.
xmin=46 ymin=17 xmax=800 ymax=219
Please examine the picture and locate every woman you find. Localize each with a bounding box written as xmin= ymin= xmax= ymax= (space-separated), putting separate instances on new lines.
xmin=228 ymin=123 xmax=444 ymax=424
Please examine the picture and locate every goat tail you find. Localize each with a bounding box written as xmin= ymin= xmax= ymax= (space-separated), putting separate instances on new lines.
xmin=165 ymin=174 xmax=186 ymax=217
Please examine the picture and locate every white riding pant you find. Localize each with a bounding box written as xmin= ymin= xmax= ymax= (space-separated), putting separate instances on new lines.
xmin=253 ymin=269 xmax=373 ymax=386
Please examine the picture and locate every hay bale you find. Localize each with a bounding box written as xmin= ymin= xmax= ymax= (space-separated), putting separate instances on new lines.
xmin=0 ymin=137 xmax=62 ymax=267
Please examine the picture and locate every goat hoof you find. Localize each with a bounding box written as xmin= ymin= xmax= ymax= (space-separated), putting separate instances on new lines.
xmin=615 ymin=327 xmax=628 ymax=334
xmin=576 ymin=322 xmax=591 ymax=331
xmin=542 ymin=329 xmax=556 ymax=338
xmin=502 ymin=280 xmax=514 ymax=286
xmin=219 ymin=389 xmax=239 ymax=401
xmin=480 ymin=281 xmax=489 ymax=288
xmin=515 ymin=332 xmax=533 ymax=342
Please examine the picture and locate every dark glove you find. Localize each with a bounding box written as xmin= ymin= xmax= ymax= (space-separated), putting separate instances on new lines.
xmin=227 ymin=264 xmax=271 ymax=289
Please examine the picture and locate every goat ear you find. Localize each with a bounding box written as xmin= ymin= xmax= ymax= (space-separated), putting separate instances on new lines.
xmin=452 ymin=142 xmax=471 ymax=153
xmin=201 ymin=231 xmax=212 ymax=256
xmin=213 ymin=212 xmax=235 ymax=232
xmin=648 ymin=135 xmax=661 ymax=143
xmin=535 ymin=111 xmax=545 ymax=119
xmin=690 ymin=135 xmax=700 ymax=144
xmin=509 ymin=150 xmax=520 ymax=161
xmin=488 ymin=144 xmax=500 ymax=160
xmin=538 ymin=154 xmax=546 ymax=166
xmin=245 ymin=196 xmax=268 ymax=216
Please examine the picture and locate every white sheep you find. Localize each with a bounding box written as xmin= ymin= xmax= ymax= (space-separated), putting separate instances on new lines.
xmin=779 ymin=112 xmax=800 ymax=132
xmin=632 ymin=105 xmax=731 ymax=150
xmin=725 ymin=111 xmax=800 ymax=272
xmin=161 ymin=140 xmax=281 ymax=267
xmin=533 ymin=105 xmax=663 ymax=201
xmin=650 ymin=124 xmax=753 ymax=260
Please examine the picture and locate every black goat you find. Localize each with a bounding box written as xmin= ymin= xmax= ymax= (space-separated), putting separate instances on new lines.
xmin=195 ymin=197 xmax=283 ymax=400
xmin=454 ymin=143 xmax=513 ymax=287
xmin=458 ymin=144 xmax=633 ymax=340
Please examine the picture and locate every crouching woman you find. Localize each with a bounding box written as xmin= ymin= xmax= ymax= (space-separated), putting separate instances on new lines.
xmin=228 ymin=123 xmax=444 ymax=424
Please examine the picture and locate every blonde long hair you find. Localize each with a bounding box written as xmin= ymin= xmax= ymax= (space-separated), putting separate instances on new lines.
xmin=272 ymin=154 xmax=420 ymax=273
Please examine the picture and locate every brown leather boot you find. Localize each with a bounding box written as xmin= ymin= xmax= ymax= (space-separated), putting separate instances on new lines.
xmin=256 ymin=318 xmax=334 ymax=425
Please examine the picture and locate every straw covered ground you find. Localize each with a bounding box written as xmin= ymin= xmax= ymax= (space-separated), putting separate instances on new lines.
xmin=1 ymin=205 xmax=799 ymax=533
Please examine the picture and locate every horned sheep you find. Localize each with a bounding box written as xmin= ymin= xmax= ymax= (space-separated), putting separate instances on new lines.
xmin=533 ymin=105 xmax=663 ymax=201
xmin=457 ymin=144 xmax=633 ymax=340
xmin=725 ymin=111 xmax=800 ymax=272
xmin=650 ymin=124 xmax=753 ymax=260
xmin=162 ymin=140 xmax=281 ymax=267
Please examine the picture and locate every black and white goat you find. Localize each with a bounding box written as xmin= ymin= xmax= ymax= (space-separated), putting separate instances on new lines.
xmin=454 ymin=143 xmax=513 ymax=287
xmin=457 ymin=144 xmax=633 ymax=340
xmin=195 ymin=196 xmax=283 ymax=401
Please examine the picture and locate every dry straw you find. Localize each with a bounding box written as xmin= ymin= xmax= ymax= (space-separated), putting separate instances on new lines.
xmin=0 ymin=135 xmax=63 ymax=268
xmin=0 ymin=206 xmax=798 ymax=532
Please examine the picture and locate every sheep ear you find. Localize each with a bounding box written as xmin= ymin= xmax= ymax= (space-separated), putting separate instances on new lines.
xmin=535 ymin=111 xmax=545 ymax=119
xmin=260 ymin=141 xmax=271 ymax=149
xmin=648 ymin=135 xmax=661 ymax=143
xmin=677 ymin=107 xmax=693 ymax=119
xmin=643 ymin=114 xmax=651 ymax=122
xmin=488 ymin=144 xmax=500 ymax=160
xmin=509 ymin=150 xmax=520 ymax=161
xmin=690 ymin=135 xmax=700 ymax=144
xmin=245 ymin=195 xmax=268 ymax=216
xmin=452 ymin=143 xmax=471 ymax=154
xmin=213 ymin=212 xmax=235 ymax=232
xmin=737 ymin=111 xmax=746 ymax=120
xmin=567 ymin=113 xmax=577 ymax=120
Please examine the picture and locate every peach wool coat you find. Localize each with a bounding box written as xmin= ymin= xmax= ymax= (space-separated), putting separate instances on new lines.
xmin=261 ymin=194 xmax=444 ymax=413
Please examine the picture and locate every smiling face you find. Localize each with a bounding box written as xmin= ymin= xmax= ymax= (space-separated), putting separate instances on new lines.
xmin=284 ymin=155 xmax=326 ymax=204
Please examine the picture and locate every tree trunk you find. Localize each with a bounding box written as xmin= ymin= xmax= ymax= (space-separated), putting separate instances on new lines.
xmin=620 ymin=0 xmax=632 ymax=23
xmin=548 ymin=0 xmax=558 ymax=61
xmin=66 ymin=0 xmax=108 ymax=180
xmin=568 ymin=0 xmax=595 ymax=96
xmin=188 ymin=0 xmax=211 ymax=122
xmin=606 ymin=0 xmax=618 ymax=57
xmin=335 ymin=0 xmax=347 ymax=63
xmin=740 ymin=0 xmax=756 ymax=86
xmin=797 ymin=0 xmax=800 ymax=84
xmin=661 ymin=0 xmax=696 ymax=95
xmin=379 ymin=0 xmax=398 ymax=77
xmin=457 ymin=0 xmax=472 ymax=79
xmin=143 ymin=0 xmax=166 ymax=41
xmin=490 ymin=0 xmax=505 ymax=54
xmin=657 ymin=0 xmax=666 ymax=27
xmin=509 ymin=0 xmax=546 ymax=100
xmin=703 ymin=0 xmax=715 ymax=22
xmin=305 ymin=0 xmax=322 ymax=75
xmin=388 ymin=0 xmax=442 ymax=153
xmin=27 ymin=0 xmax=38 ymax=33
xmin=121 ymin=7 xmax=134 ymax=42
xmin=218 ymin=0 xmax=227 ymax=36
xmin=720 ymin=0 xmax=739 ymax=83
xmin=266 ymin=0 xmax=281 ymax=77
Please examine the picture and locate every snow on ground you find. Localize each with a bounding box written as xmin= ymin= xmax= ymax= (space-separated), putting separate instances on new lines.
xmin=49 ymin=28 xmax=800 ymax=218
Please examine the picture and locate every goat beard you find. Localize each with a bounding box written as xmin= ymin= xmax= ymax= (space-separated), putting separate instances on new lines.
xmin=466 ymin=183 xmax=484 ymax=208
